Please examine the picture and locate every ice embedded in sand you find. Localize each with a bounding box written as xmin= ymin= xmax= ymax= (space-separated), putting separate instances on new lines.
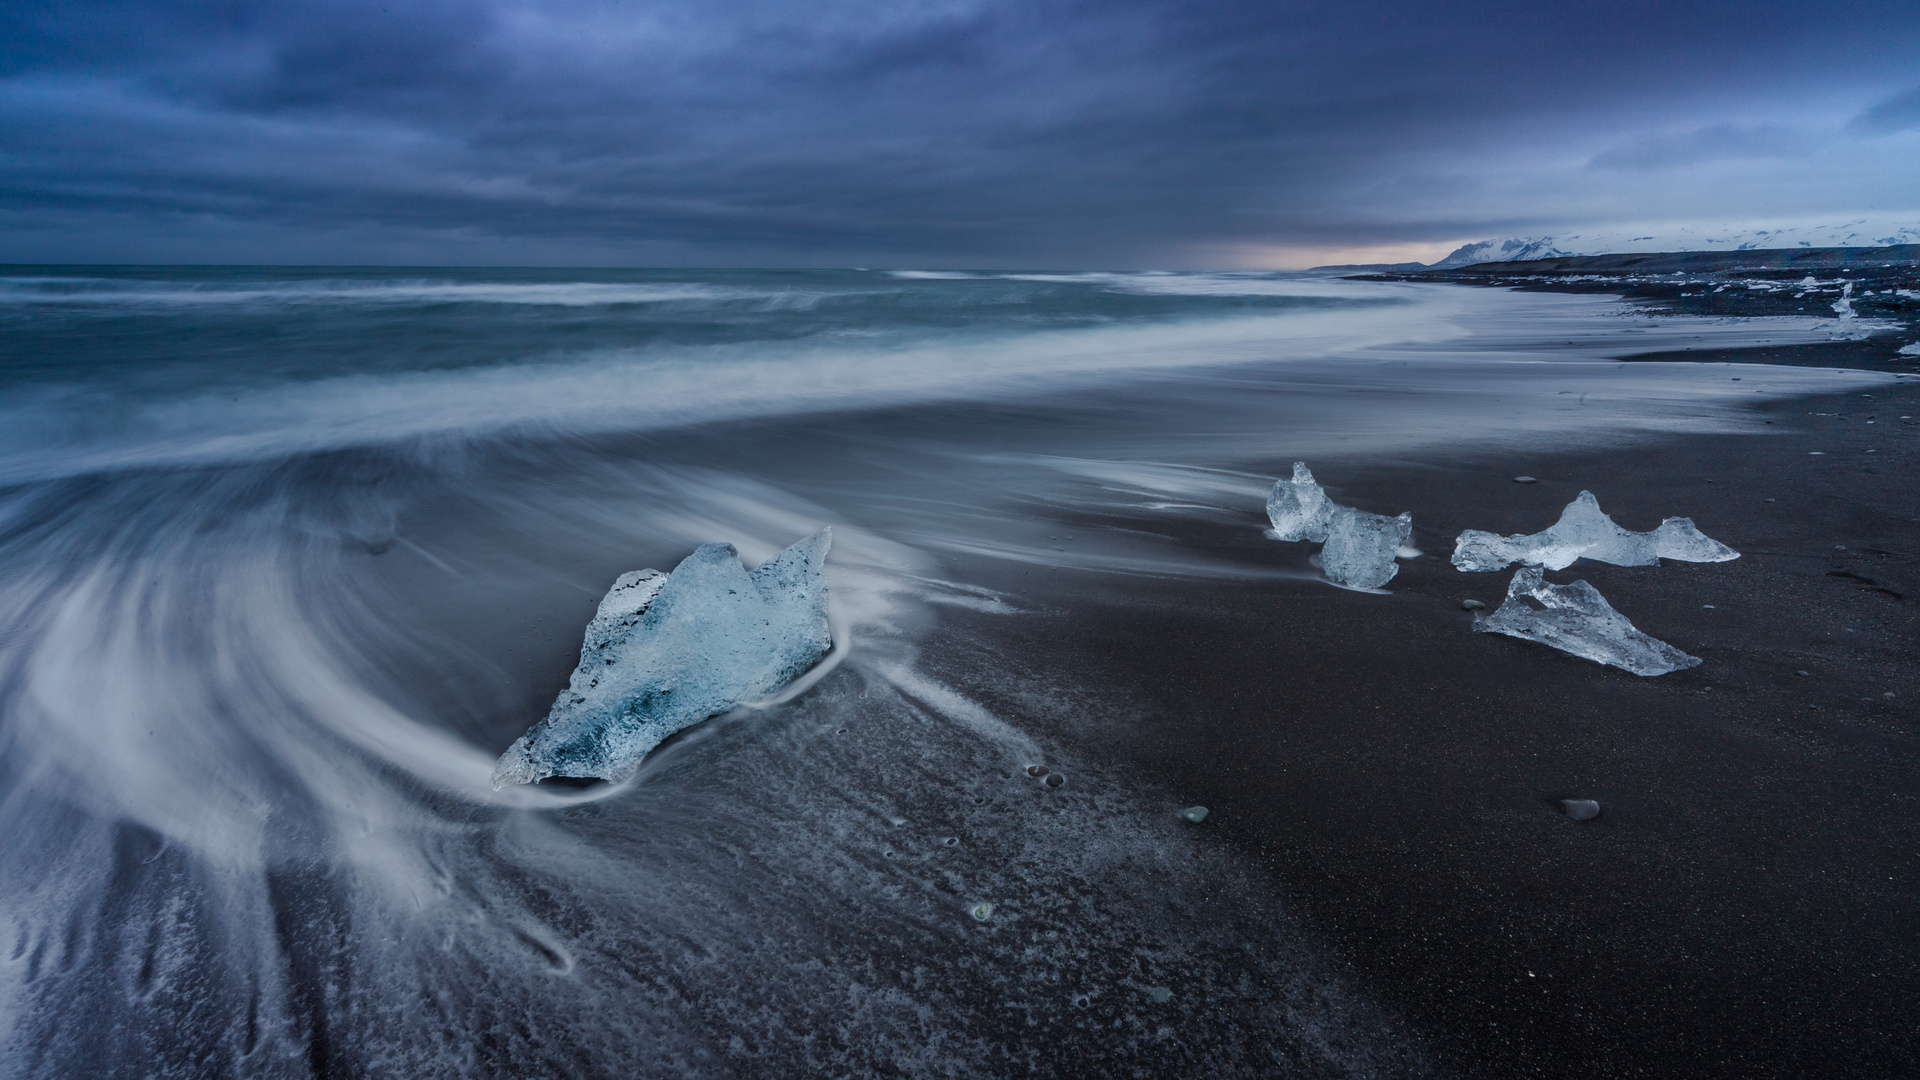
xmin=1322 ymin=505 xmax=1413 ymax=589
xmin=1451 ymin=491 xmax=1738 ymax=572
xmin=1474 ymin=566 xmax=1702 ymax=676
xmin=492 ymin=529 xmax=833 ymax=787
xmin=1266 ymin=462 xmax=1337 ymax=542
xmin=1267 ymin=462 xmax=1413 ymax=588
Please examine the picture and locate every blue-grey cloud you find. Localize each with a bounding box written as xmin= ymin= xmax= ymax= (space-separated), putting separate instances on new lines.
xmin=1 ymin=0 xmax=1918 ymax=265
xmin=1852 ymin=84 xmax=1920 ymax=133
xmin=1587 ymin=122 xmax=1814 ymax=170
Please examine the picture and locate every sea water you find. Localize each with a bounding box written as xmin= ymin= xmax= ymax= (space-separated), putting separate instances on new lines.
xmin=0 ymin=267 xmax=1888 ymax=1076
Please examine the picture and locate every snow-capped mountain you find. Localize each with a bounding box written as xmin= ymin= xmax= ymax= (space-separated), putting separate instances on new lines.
xmin=1427 ymin=220 xmax=1920 ymax=268
xmin=1426 ymin=238 xmax=1576 ymax=268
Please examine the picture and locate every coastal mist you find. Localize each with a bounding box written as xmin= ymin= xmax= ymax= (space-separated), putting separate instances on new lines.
xmin=0 ymin=268 xmax=1886 ymax=1077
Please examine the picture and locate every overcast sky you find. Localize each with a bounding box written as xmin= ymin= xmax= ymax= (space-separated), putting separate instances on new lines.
xmin=3 ymin=0 xmax=1917 ymax=267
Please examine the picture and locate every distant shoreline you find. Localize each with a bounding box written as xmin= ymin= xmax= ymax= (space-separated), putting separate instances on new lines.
xmin=1317 ymin=242 xmax=1920 ymax=275
xmin=1329 ymin=245 xmax=1920 ymax=374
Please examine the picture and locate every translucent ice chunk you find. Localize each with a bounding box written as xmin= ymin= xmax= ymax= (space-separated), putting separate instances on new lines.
xmin=1267 ymin=462 xmax=1413 ymax=588
xmin=492 ymin=529 xmax=833 ymax=787
xmin=1322 ymin=505 xmax=1413 ymax=589
xmin=1266 ymin=462 xmax=1336 ymax=542
xmin=1474 ymin=566 xmax=1701 ymax=676
xmin=1451 ymin=491 xmax=1738 ymax=572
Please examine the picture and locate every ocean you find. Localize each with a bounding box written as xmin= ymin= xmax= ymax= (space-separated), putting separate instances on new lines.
xmin=0 ymin=267 xmax=1890 ymax=1076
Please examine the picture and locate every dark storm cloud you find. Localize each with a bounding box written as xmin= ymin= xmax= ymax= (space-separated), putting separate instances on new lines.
xmin=1 ymin=0 xmax=1918 ymax=265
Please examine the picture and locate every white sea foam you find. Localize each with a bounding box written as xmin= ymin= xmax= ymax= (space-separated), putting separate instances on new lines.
xmin=0 ymin=283 xmax=1889 ymax=486
xmin=0 ymin=455 xmax=1414 ymax=1076
xmin=0 ymin=277 xmax=842 ymax=308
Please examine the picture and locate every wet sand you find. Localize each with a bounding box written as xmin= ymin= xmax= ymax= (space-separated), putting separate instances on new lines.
xmin=922 ymin=348 xmax=1919 ymax=1077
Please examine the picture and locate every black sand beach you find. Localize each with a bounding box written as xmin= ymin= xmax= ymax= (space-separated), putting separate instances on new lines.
xmin=5 ymin=265 xmax=1914 ymax=1078
xmin=920 ymin=332 xmax=1919 ymax=1077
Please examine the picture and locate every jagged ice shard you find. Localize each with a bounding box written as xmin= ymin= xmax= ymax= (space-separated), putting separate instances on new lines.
xmin=1323 ymin=505 xmax=1413 ymax=590
xmin=1474 ymin=566 xmax=1702 ymax=676
xmin=492 ymin=529 xmax=833 ymax=787
xmin=1451 ymin=491 xmax=1738 ymax=572
xmin=1266 ymin=462 xmax=1337 ymax=542
xmin=1267 ymin=462 xmax=1412 ymax=589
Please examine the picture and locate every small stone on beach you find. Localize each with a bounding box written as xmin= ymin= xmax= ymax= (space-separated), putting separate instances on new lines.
xmin=1181 ymin=806 xmax=1210 ymax=823
xmin=1796 ymin=670 xmax=1811 ymax=677
xmin=1513 ymin=476 xmax=1537 ymax=483
xmin=1044 ymin=773 xmax=1064 ymax=788
xmin=1148 ymin=986 xmax=1173 ymax=1003
xmin=1561 ymin=799 xmax=1601 ymax=821
xmin=1027 ymin=765 xmax=1049 ymax=777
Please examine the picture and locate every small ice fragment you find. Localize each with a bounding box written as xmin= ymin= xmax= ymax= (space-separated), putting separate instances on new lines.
xmin=1561 ymin=799 xmax=1601 ymax=821
xmin=1809 ymin=451 xmax=1824 ymax=455
xmin=1899 ymin=342 xmax=1920 ymax=356
xmin=1474 ymin=567 xmax=1702 ymax=676
xmin=1513 ymin=476 xmax=1538 ymax=484
xmin=1451 ymin=491 xmax=1737 ymax=572
xmin=1180 ymin=806 xmax=1209 ymax=823
xmin=970 ymin=902 xmax=994 ymax=921
xmin=1266 ymin=462 xmax=1336 ymax=542
xmin=491 ymin=530 xmax=833 ymax=787
xmin=1322 ymin=506 xmax=1413 ymax=589
xmin=1148 ymin=986 xmax=1173 ymax=1003
xmin=1461 ymin=598 xmax=1487 ymax=611
xmin=1267 ymin=462 xmax=1414 ymax=588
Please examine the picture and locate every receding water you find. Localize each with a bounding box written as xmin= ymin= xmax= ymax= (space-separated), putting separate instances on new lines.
xmin=0 ymin=267 xmax=1887 ymax=1076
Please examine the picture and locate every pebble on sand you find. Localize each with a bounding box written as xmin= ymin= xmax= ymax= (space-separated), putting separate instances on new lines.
xmin=1513 ymin=476 xmax=1538 ymax=483
xmin=1561 ymin=799 xmax=1601 ymax=821
xmin=1148 ymin=986 xmax=1174 ymax=1003
xmin=1181 ymin=806 xmax=1210 ymax=823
